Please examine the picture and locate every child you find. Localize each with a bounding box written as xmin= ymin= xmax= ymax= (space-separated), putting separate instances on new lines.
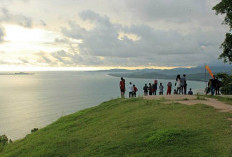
xmin=159 ymin=83 xmax=164 ymax=95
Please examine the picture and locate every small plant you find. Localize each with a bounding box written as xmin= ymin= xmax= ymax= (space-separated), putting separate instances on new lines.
xmin=183 ymin=98 xmax=189 ymax=101
xmin=196 ymin=95 xmax=206 ymax=100
xmin=31 ymin=128 xmax=39 ymax=133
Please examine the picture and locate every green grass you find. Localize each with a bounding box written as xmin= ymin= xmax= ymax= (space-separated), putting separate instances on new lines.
xmin=206 ymin=95 xmax=232 ymax=105
xmin=1 ymin=98 xmax=232 ymax=157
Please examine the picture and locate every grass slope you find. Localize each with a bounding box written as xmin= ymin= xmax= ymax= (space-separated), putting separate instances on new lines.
xmin=1 ymin=98 xmax=232 ymax=157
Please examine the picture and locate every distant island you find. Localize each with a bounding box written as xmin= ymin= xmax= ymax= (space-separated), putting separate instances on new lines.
xmin=0 ymin=72 xmax=34 ymax=75
xmin=108 ymin=72 xmax=211 ymax=82
xmin=104 ymin=65 xmax=231 ymax=82
xmin=14 ymin=72 xmax=34 ymax=75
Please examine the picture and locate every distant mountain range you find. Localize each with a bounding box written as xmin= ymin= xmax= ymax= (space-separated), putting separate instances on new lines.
xmin=102 ymin=65 xmax=231 ymax=82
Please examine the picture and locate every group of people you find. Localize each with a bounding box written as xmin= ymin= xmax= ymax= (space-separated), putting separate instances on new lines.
xmin=119 ymin=78 xmax=138 ymax=98
xmin=119 ymin=74 xmax=193 ymax=98
xmin=174 ymin=74 xmax=188 ymax=95
xmin=206 ymin=77 xmax=221 ymax=95
xmin=142 ymin=81 xmax=164 ymax=96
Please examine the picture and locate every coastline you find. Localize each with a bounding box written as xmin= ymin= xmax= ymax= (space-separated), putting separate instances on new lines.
xmin=108 ymin=73 xmax=207 ymax=82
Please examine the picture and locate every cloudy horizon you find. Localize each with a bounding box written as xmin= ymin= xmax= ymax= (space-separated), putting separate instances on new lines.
xmin=0 ymin=0 xmax=229 ymax=71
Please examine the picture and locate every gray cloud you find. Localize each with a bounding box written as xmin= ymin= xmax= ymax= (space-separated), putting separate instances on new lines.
xmin=0 ymin=26 xmax=5 ymax=43
xmin=124 ymin=0 xmax=207 ymax=22
xmin=0 ymin=8 xmax=33 ymax=27
xmin=0 ymin=0 xmax=227 ymax=68
xmin=60 ymin=10 xmax=224 ymax=67
xmin=34 ymin=50 xmax=102 ymax=66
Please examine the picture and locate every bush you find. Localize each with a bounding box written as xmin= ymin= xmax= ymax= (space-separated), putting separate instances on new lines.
xmin=216 ymin=73 xmax=232 ymax=95
xmin=0 ymin=135 xmax=8 ymax=145
xmin=0 ymin=135 xmax=10 ymax=153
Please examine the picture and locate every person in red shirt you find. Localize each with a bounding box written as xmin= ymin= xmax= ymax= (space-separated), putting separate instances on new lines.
xmin=167 ymin=82 xmax=172 ymax=95
xmin=133 ymin=84 xmax=138 ymax=97
xmin=119 ymin=77 xmax=125 ymax=98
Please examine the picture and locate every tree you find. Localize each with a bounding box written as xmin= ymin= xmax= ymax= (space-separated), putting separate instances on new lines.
xmin=213 ymin=1 xmax=232 ymax=63
xmin=216 ymin=73 xmax=232 ymax=95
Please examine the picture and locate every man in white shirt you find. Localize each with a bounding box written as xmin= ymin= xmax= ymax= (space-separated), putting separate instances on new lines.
xmin=128 ymin=82 xmax=133 ymax=98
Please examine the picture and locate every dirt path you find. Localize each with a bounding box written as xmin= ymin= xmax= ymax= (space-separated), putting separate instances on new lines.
xmin=144 ymin=95 xmax=232 ymax=113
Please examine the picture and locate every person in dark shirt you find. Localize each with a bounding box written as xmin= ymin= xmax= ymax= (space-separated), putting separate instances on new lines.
xmin=211 ymin=77 xmax=217 ymax=95
xmin=188 ymin=88 xmax=193 ymax=95
xmin=148 ymin=83 xmax=153 ymax=95
xmin=143 ymin=84 xmax=148 ymax=96
xmin=183 ymin=74 xmax=187 ymax=95
xmin=215 ymin=78 xmax=221 ymax=95
xmin=152 ymin=80 xmax=158 ymax=95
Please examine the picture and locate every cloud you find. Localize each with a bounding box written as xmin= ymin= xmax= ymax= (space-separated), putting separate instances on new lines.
xmin=60 ymin=10 xmax=225 ymax=67
xmin=124 ymin=0 xmax=207 ymax=22
xmin=0 ymin=0 xmax=228 ymax=68
xmin=0 ymin=8 xmax=33 ymax=27
xmin=0 ymin=26 xmax=5 ymax=43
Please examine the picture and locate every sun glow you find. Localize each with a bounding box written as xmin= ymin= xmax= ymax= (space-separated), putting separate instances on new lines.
xmin=4 ymin=24 xmax=59 ymax=43
xmin=1 ymin=24 xmax=66 ymax=53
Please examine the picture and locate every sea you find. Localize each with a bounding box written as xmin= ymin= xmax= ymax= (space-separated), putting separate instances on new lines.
xmin=0 ymin=71 xmax=205 ymax=140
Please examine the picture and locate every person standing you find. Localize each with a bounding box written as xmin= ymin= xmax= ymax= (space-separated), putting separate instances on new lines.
xmin=175 ymin=75 xmax=181 ymax=94
xmin=206 ymin=79 xmax=212 ymax=95
xmin=152 ymin=80 xmax=158 ymax=95
xmin=215 ymin=78 xmax=220 ymax=95
xmin=119 ymin=77 xmax=125 ymax=98
xmin=159 ymin=83 xmax=164 ymax=95
xmin=143 ymin=84 xmax=148 ymax=96
xmin=183 ymin=74 xmax=187 ymax=95
xmin=133 ymin=84 xmax=138 ymax=97
xmin=129 ymin=82 xmax=134 ymax=98
xmin=149 ymin=83 xmax=153 ymax=95
xmin=180 ymin=75 xmax=185 ymax=94
xmin=167 ymin=82 xmax=172 ymax=95
xmin=211 ymin=77 xmax=217 ymax=95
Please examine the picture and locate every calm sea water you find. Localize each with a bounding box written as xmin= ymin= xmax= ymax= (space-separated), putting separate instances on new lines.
xmin=0 ymin=71 xmax=205 ymax=140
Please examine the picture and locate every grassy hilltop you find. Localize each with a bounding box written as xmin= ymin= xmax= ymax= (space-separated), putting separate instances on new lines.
xmin=1 ymin=98 xmax=232 ymax=157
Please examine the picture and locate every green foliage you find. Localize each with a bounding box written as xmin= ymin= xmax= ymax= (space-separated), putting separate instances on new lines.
xmin=0 ymin=135 xmax=10 ymax=153
xmin=213 ymin=1 xmax=232 ymax=63
xmin=219 ymin=33 xmax=232 ymax=63
xmin=1 ymin=98 xmax=232 ymax=157
xmin=0 ymin=135 xmax=8 ymax=145
xmin=216 ymin=73 xmax=232 ymax=94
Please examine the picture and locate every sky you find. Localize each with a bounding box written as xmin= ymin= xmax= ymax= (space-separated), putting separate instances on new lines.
xmin=0 ymin=0 xmax=228 ymax=71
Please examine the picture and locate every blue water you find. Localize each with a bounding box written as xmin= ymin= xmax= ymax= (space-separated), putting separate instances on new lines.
xmin=0 ymin=71 xmax=205 ymax=140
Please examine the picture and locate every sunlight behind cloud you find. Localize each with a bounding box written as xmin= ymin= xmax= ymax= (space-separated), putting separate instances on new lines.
xmin=4 ymin=24 xmax=58 ymax=43
xmin=0 ymin=24 xmax=69 ymax=54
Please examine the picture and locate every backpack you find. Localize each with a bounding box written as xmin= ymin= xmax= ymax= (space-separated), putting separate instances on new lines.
xmin=134 ymin=87 xmax=138 ymax=92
